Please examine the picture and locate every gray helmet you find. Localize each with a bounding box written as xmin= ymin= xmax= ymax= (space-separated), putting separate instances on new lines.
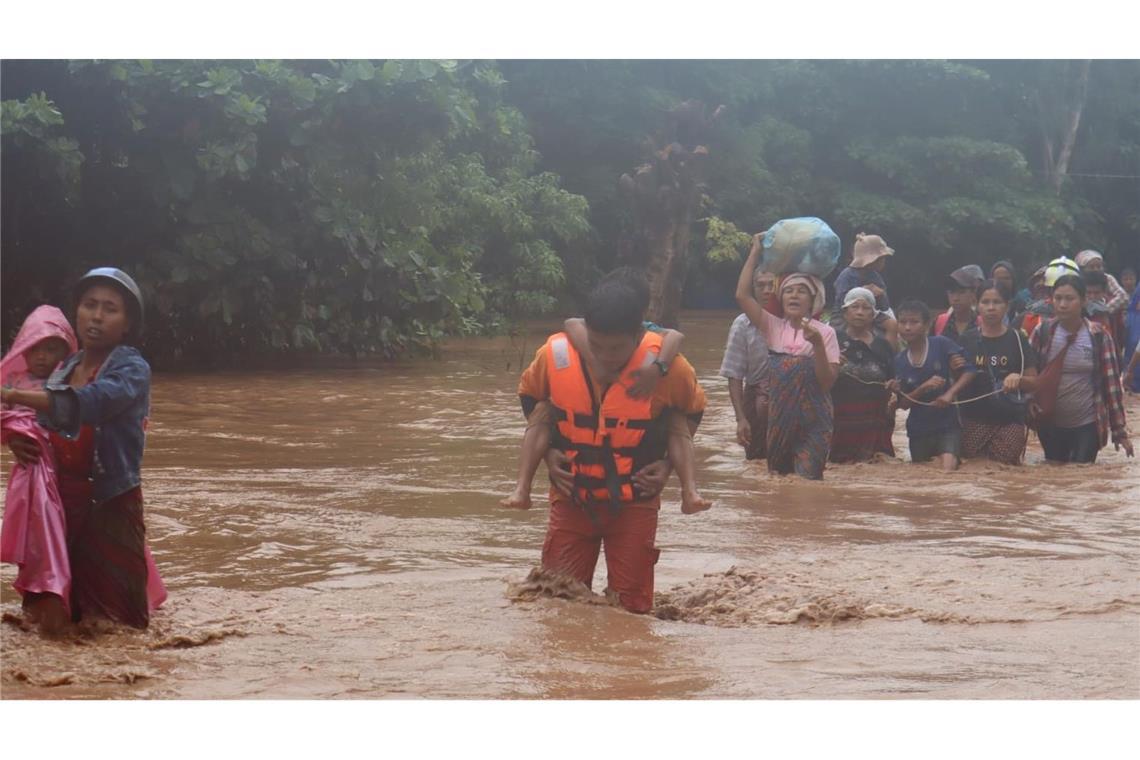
xmin=74 ymin=267 xmax=145 ymax=337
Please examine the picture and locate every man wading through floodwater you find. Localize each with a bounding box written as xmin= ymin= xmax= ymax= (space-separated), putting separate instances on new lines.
xmin=516 ymin=276 xmax=708 ymax=613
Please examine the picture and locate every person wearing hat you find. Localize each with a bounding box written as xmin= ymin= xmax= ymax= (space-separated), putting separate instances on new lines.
xmin=829 ymin=287 xmax=897 ymax=463
xmin=1 ymin=267 xmax=166 ymax=629
xmin=737 ymin=234 xmax=840 ymax=480
xmin=933 ymin=265 xmax=985 ymax=340
xmin=1075 ymin=250 xmax=1129 ymax=313
xmin=832 ymin=233 xmax=898 ymax=346
xmin=1016 ymin=258 xmax=1077 ymax=338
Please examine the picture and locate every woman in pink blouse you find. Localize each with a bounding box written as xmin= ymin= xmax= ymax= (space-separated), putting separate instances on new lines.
xmin=735 ymin=234 xmax=840 ymax=479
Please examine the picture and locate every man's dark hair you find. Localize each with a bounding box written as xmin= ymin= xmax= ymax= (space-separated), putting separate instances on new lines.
xmin=975 ymin=279 xmax=1011 ymax=303
xmin=1082 ymin=270 xmax=1108 ymax=290
xmin=1053 ymin=273 xmax=1086 ymax=298
xmin=600 ymin=267 xmax=651 ymax=315
xmin=584 ymin=277 xmax=645 ymax=335
xmin=895 ymin=299 xmax=932 ymax=323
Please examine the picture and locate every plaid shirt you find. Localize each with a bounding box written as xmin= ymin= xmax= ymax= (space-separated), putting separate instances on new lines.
xmin=719 ymin=313 xmax=769 ymax=387
xmin=1031 ymin=318 xmax=1129 ymax=447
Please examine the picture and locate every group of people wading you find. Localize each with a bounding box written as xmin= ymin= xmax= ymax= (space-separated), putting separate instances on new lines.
xmin=502 ymin=229 xmax=1136 ymax=614
xmin=1 ymin=238 xmax=1136 ymax=628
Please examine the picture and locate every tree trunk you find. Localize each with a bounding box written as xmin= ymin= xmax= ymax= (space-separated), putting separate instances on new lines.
xmin=1040 ymin=60 xmax=1092 ymax=195
xmin=618 ymin=101 xmax=722 ymax=328
xmin=1051 ymin=59 xmax=1092 ymax=194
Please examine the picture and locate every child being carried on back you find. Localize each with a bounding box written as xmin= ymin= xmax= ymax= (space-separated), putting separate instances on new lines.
xmin=501 ymin=268 xmax=711 ymax=514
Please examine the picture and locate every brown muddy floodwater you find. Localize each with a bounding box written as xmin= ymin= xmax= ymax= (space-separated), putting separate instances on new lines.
xmin=2 ymin=312 xmax=1138 ymax=699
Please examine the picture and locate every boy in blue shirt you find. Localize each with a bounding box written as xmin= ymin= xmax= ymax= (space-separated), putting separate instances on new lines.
xmin=892 ymin=299 xmax=977 ymax=471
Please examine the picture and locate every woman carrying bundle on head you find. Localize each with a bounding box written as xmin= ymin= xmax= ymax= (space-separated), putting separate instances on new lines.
xmin=736 ymin=233 xmax=839 ymax=480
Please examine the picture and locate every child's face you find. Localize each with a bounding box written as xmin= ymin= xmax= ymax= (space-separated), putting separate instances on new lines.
xmin=897 ymin=312 xmax=929 ymax=343
xmin=23 ymin=337 xmax=70 ymax=379
xmin=1086 ymin=285 xmax=1107 ymax=304
xmin=1122 ymin=271 xmax=1137 ymax=292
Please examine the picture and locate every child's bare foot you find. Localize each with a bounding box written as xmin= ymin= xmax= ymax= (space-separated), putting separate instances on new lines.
xmin=500 ymin=489 xmax=533 ymax=510
xmin=681 ymin=489 xmax=712 ymax=514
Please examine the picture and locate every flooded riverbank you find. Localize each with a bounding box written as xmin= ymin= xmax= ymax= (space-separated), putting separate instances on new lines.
xmin=3 ymin=312 xmax=1138 ymax=698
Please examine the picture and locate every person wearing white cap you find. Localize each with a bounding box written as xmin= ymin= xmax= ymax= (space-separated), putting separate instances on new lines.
xmin=830 ymin=287 xmax=897 ymax=463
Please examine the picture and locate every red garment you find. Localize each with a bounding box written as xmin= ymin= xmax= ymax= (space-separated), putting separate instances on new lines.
xmin=541 ymin=494 xmax=660 ymax=614
xmin=43 ymin=360 xmax=166 ymax=627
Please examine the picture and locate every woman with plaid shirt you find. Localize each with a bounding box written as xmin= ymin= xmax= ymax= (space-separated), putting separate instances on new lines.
xmin=1030 ymin=274 xmax=1134 ymax=463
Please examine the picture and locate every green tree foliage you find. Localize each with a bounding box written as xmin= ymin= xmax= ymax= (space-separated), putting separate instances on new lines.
xmin=1 ymin=60 xmax=589 ymax=364
xmin=501 ymin=60 xmax=1139 ymax=307
xmin=3 ymin=60 xmax=1137 ymax=362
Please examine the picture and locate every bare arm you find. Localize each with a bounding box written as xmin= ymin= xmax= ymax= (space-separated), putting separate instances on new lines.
xmin=1127 ymin=348 xmax=1140 ymax=375
xmin=563 ymin=317 xmax=593 ymax=365
xmin=727 ymin=378 xmax=746 ymax=422
xmin=935 ymin=368 xmax=975 ymax=407
xmin=657 ymin=328 xmax=684 ymax=368
xmin=1020 ymin=369 xmax=1039 ymax=392
xmin=0 ymin=387 xmax=50 ymax=413
xmin=735 ymin=234 xmax=776 ymax=336
xmin=801 ymin=322 xmax=839 ymax=392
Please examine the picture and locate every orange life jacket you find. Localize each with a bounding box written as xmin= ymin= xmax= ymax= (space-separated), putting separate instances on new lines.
xmin=546 ymin=330 xmax=668 ymax=516
xmin=1020 ymin=312 xmax=1043 ymax=340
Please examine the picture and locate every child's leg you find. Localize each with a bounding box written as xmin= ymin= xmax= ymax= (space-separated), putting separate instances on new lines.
xmin=938 ymin=429 xmax=961 ymax=472
xmin=501 ymin=402 xmax=553 ymax=509
xmin=667 ymin=412 xmax=711 ymax=514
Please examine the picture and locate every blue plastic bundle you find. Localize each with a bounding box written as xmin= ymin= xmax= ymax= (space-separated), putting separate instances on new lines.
xmin=761 ymin=217 xmax=841 ymax=278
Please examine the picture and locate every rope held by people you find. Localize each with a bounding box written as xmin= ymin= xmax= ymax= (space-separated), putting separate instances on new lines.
xmin=844 ymin=374 xmax=1010 ymax=407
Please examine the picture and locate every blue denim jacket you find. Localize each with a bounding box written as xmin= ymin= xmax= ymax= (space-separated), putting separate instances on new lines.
xmin=39 ymin=345 xmax=151 ymax=504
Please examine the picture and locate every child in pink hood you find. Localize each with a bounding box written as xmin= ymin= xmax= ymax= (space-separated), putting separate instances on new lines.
xmin=2 ymin=306 xmax=78 ymax=632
